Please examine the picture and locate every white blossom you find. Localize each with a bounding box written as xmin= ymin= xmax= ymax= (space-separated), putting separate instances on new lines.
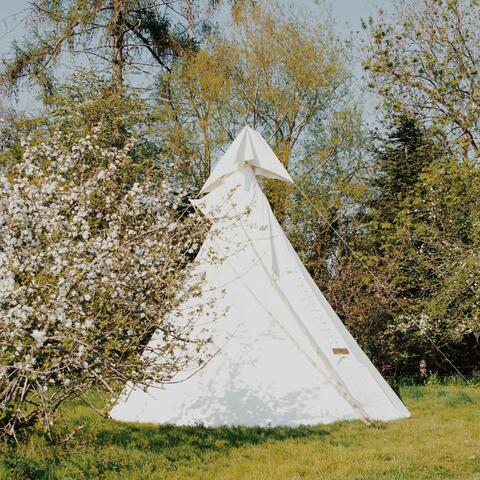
xmin=0 ymin=126 xmax=212 ymax=439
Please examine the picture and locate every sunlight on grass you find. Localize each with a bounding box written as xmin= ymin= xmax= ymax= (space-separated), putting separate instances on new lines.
xmin=1 ymin=385 xmax=479 ymax=479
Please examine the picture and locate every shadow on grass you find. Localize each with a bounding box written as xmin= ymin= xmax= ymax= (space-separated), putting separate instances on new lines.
xmin=2 ymin=423 xmax=332 ymax=480
xmin=97 ymin=422 xmax=331 ymax=461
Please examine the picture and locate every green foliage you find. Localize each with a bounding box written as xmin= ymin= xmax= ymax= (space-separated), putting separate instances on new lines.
xmin=398 ymin=157 xmax=480 ymax=339
xmin=336 ymin=115 xmax=480 ymax=374
xmin=0 ymin=384 xmax=478 ymax=479
xmin=363 ymin=0 xmax=480 ymax=160
xmin=286 ymin=105 xmax=369 ymax=286
xmin=351 ymin=0 xmax=480 ymax=374
xmin=368 ymin=115 xmax=440 ymax=222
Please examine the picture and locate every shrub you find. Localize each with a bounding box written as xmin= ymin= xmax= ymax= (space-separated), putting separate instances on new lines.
xmin=0 ymin=125 xmax=211 ymax=441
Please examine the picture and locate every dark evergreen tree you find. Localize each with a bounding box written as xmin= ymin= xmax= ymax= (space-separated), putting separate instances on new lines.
xmin=369 ymin=114 xmax=439 ymax=226
xmin=0 ymin=0 xmax=204 ymax=95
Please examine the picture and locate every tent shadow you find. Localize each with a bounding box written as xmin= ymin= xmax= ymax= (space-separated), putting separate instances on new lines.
xmin=97 ymin=422 xmax=331 ymax=460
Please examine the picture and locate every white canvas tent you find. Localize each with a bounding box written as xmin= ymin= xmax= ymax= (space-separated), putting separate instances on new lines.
xmin=110 ymin=126 xmax=411 ymax=426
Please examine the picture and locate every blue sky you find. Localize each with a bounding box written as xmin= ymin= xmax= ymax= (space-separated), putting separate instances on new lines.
xmin=0 ymin=0 xmax=393 ymax=114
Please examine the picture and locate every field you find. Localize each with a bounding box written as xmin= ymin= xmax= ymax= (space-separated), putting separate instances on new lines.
xmin=1 ymin=383 xmax=479 ymax=480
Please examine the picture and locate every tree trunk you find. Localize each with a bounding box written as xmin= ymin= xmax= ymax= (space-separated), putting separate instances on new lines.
xmin=111 ymin=0 xmax=126 ymax=90
xmin=419 ymin=359 xmax=428 ymax=377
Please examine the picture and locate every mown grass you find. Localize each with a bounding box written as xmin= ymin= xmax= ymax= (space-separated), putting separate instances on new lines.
xmin=1 ymin=384 xmax=479 ymax=479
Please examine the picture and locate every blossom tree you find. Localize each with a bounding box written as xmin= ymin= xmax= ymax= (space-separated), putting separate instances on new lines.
xmin=0 ymin=125 xmax=211 ymax=441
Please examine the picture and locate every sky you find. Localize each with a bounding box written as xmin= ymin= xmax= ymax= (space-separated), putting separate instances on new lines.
xmin=0 ymin=0 xmax=394 ymax=115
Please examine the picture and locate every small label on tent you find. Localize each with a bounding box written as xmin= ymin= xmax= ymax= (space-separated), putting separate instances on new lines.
xmin=332 ymin=347 xmax=350 ymax=355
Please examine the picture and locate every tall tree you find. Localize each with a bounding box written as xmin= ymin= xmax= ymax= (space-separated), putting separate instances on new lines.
xmin=359 ymin=0 xmax=480 ymax=373
xmin=0 ymin=0 xmax=202 ymax=94
xmin=368 ymin=115 xmax=438 ymax=233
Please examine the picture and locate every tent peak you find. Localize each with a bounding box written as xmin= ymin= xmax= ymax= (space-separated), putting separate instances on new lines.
xmin=200 ymin=125 xmax=293 ymax=194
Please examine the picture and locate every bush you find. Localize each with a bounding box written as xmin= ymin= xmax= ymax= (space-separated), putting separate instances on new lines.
xmin=0 ymin=123 xmax=211 ymax=441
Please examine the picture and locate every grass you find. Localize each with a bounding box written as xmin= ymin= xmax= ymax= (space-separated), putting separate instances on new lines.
xmin=1 ymin=384 xmax=479 ymax=479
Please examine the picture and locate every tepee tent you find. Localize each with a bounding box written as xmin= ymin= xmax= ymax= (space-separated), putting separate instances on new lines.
xmin=110 ymin=126 xmax=411 ymax=426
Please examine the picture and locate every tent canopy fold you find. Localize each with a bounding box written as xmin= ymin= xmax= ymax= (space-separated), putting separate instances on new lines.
xmin=200 ymin=126 xmax=293 ymax=194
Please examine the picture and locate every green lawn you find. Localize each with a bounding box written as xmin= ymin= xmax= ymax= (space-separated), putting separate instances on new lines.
xmin=1 ymin=384 xmax=479 ymax=479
